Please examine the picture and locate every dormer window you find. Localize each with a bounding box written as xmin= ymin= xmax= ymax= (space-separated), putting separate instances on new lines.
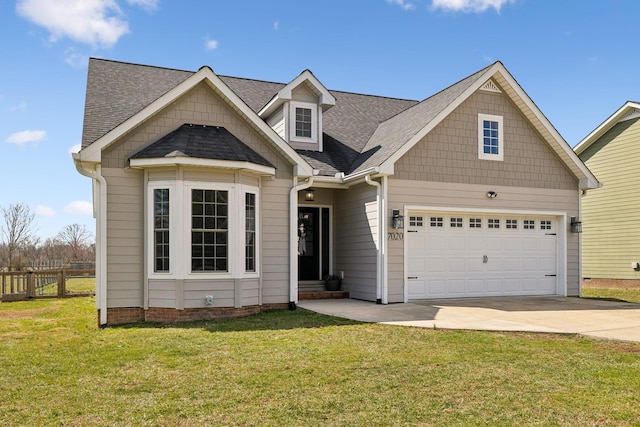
xmin=290 ymin=101 xmax=317 ymax=143
xmin=295 ymin=107 xmax=312 ymax=138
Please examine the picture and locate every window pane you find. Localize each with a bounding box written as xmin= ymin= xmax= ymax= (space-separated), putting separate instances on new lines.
xmin=245 ymin=193 xmax=256 ymax=272
xmin=153 ymin=189 xmax=170 ymax=272
xmin=295 ymin=107 xmax=312 ymax=138
xmin=191 ymin=189 xmax=228 ymax=272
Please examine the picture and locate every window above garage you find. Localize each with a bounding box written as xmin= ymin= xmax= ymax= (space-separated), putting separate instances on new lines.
xmin=478 ymin=113 xmax=504 ymax=161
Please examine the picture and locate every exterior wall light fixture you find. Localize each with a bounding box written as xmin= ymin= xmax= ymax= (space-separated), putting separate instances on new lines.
xmin=570 ymin=217 xmax=582 ymax=233
xmin=486 ymin=191 xmax=498 ymax=198
xmin=392 ymin=209 xmax=404 ymax=229
xmin=304 ymin=189 xmax=315 ymax=202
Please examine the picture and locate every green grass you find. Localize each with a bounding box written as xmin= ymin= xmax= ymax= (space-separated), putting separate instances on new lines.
xmin=582 ymin=286 xmax=640 ymax=304
xmin=1 ymin=298 xmax=639 ymax=426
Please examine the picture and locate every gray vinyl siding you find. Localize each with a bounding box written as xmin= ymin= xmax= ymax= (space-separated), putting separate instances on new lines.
xmin=335 ymin=183 xmax=378 ymax=301
xmin=261 ymin=178 xmax=291 ymax=304
xmin=267 ymin=106 xmax=285 ymax=140
xmin=387 ymin=180 xmax=581 ymax=296
xmin=580 ymin=118 xmax=640 ymax=279
xmin=104 ymin=167 xmax=144 ymax=307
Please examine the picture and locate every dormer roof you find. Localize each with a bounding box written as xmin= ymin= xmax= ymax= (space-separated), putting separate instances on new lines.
xmin=258 ymin=69 xmax=336 ymax=118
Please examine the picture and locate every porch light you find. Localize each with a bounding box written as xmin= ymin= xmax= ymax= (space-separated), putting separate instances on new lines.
xmin=392 ymin=209 xmax=404 ymax=229
xmin=304 ymin=189 xmax=315 ymax=202
xmin=570 ymin=217 xmax=582 ymax=233
xmin=486 ymin=191 xmax=498 ymax=198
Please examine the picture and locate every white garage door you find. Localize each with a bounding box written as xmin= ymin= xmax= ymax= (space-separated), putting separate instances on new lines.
xmin=407 ymin=212 xmax=558 ymax=299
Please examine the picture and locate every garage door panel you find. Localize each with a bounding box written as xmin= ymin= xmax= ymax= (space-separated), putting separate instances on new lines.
xmin=466 ymin=279 xmax=485 ymax=294
xmin=407 ymin=211 xmax=559 ymax=299
xmin=427 ymin=235 xmax=447 ymax=251
xmin=447 ymin=257 xmax=467 ymax=274
xmin=449 ymin=279 xmax=468 ymax=295
xmin=539 ymin=238 xmax=556 ymax=251
xmin=428 ymin=279 xmax=447 ymax=296
xmin=467 ymin=236 xmax=486 ymax=250
xmin=408 ymin=258 xmax=427 ymax=275
xmin=427 ymin=257 xmax=447 ymax=273
xmin=503 ymin=237 xmax=521 ymax=251
xmin=503 ymin=258 xmax=522 ymax=271
xmin=485 ymin=236 xmax=503 ymax=250
xmin=408 ymin=234 xmax=426 ymax=250
xmin=448 ymin=235 xmax=466 ymax=250
xmin=486 ymin=278 xmax=502 ymax=293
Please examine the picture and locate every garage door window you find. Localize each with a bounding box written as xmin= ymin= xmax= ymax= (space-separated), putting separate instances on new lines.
xmin=450 ymin=217 xmax=463 ymax=228
xmin=430 ymin=217 xmax=443 ymax=227
xmin=524 ymin=220 xmax=535 ymax=230
xmin=506 ymin=219 xmax=518 ymax=229
xmin=409 ymin=216 xmax=423 ymax=227
xmin=470 ymin=218 xmax=482 ymax=228
xmin=540 ymin=220 xmax=552 ymax=230
xmin=488 ymin=218 xmax=500 ymax=229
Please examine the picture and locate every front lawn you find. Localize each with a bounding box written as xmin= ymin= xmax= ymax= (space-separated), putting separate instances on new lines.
xmin=1 ymin=297 xmax=639 ymax=426
xmin=582 ymin=286 xmax=640 ymax=304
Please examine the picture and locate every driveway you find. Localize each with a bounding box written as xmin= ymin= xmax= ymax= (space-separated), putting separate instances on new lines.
xmin=297 ymin=296 xmax=640 ymax=343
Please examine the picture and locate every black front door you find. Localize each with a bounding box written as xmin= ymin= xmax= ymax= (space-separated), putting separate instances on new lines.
xmin=298 ymin=207 xmax=330 ymax=280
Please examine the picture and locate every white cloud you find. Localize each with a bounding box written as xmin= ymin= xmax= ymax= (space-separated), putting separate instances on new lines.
xmin=204 ymin=38 xmax=219 ymax=51
xmin=431 ymin=0 xmax=514 ymax=13
xmin=65 ymin=48 xmax=88 ymax=68
xmin=16 ymin=0 xmax=130 ymax=48
xmin=125 ymin=0 xmax=158 ymax=11
xmin=273 ymin=21 xmax=280 ymax=31
xmin=69 ymin=143 xmax=82 ymax=154
xmin=387 ymin=0 xmax=416 ymax=10
xmin=64 ymin=201 xmax=93 ymax=215
xmin=5 ymin=129 xmax=46 ymax=145
xmin=35 ymin=205 xmax=55 ymax=217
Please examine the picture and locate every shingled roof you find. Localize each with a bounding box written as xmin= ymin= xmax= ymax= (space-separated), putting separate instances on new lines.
xmin=130 ymin=124 xmax=274 ymax=168
xmin=81 ymin=58 xmax=504 ymax=177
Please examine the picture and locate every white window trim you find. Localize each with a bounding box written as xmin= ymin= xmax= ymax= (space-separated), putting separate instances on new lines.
xmin=242 ymin=189 xmax=260 ymax=278
xmin=147 ymin=181 xmax=176 ymax=279
xmin=478 ymin=113 xmax=504 ymax=161
xmin=146 ymin=180 xmax=260 ymax=280
xmin=289 ymin=101 xmax=318 ymax=144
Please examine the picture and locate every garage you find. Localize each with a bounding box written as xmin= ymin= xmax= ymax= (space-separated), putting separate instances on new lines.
xmin=406 ymin=211 xmax=560 ymax=299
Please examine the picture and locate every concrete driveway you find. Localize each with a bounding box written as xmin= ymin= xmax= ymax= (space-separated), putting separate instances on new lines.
xmin=298 ymin=296 xmax=640 ymax=343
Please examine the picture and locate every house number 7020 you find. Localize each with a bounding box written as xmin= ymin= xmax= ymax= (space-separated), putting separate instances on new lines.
xmin=388 ymin=232 xmax=403 ymax=240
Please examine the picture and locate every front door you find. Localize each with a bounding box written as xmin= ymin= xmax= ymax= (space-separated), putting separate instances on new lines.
xmin=298 ymin=207 xmax=330 ymax=280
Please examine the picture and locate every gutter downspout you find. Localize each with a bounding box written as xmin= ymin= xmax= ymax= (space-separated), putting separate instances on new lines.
xmin=365 ymin=175 xmax=384 ymax=304
xmin=73 ymin=155 xmax=108 ymax=326
xmin=289 ymin=176 xmax=314 ymax=310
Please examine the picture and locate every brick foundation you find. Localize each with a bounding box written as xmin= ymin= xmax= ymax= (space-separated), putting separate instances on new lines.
xmin=582 ymin=278 xmax=640 ymax=289
xmin=99 ymin=303 xmax=290 ymax=327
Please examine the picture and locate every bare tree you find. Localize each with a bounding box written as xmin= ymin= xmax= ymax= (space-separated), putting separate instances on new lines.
xmin=0 ymin=203 xmax=37 ymax=271
xmin=56 ymin=223 xmax=93 ymax=262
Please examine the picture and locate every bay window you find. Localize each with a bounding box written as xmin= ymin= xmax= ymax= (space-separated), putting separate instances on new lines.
xmin=147 ymin=181 xmax=259 ymax=279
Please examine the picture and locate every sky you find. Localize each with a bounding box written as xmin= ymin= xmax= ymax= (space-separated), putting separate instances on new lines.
xmin=1 ymin=0 xmax=639 ymax=241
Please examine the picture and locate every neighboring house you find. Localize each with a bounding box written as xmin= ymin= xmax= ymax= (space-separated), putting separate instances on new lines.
xmin=574 ymin=101 xmax=640 ymax=286
xmin=74 ymin=58 xmax=599 ymax=326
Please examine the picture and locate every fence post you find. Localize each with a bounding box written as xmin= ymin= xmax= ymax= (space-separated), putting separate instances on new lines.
xmin=58 ymin=269 xmax=67 ymax=297
xmin=26 ymin=271 xmax=35 ymax=298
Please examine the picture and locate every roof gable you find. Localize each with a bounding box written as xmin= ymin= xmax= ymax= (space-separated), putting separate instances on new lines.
xmin=347 ymin=61 xmax=598 ymax=189
xmin=258 ymin=69 xmax=336 ymax=118
xmin=574 ymin=101 xmax=640 ymax=156
xmin=78 ymin=59 xmax=313 ymax=176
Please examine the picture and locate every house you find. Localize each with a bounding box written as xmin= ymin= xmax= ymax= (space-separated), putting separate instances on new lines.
xmin=574 ymin=101 xmax=640 ymax=287
xmin=73 ymin=58 xmax=599 ymax=326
